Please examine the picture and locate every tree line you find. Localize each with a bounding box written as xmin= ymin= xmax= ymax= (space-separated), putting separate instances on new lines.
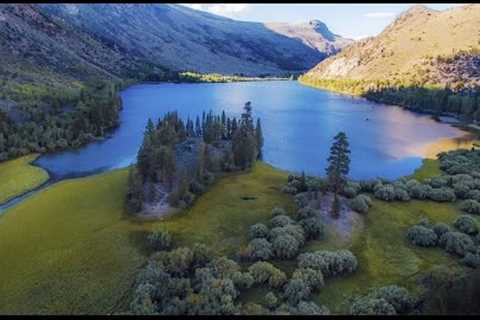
xmin=0 ymin=79 xmax=123 ymax=161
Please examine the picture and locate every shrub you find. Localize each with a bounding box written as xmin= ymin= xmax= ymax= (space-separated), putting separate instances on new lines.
xmin=374 ymin=184 xmax=396 ymax=201
xmin=245 ymin=238 xmax=273 ymax=261
xmin=463 ymin=251 xmax=480 ymax=268
xmin=271 ymin=207 xmax=287 ymax=217
xmin=263 ymin=291 xmax=278 ymax=310
xmin=460 ymin=199 xmax=480 ymax=215
xmin=406 ymin=225 xmax=438 ymax=247
xmin=349 ymin=194 xmax=372 ymax=213
xmin=294 ymin=193 xmax=309 ymax=208
xmin=147 ymin=229 xmax=173 ymax=251
xmin=350 ymin=297 xmax=396 ymax=315
xmin=270 ymin=215 xmax=294 ymax=228
xmin=466 ymin=189 xmax=480 ymax=202
xmin=289 ymin=301 xmax=330 ymax=315
xmin=343 ymin=181 xmax=361 ymax=198
xmin=408 ymin=183 xmax=432 ymax=200
xmin=130 ymin=282 xmax=157 ymax=315
xmin=439 ymin=231 xmax=475 ymax=257
xmin=432 ymin=223 xmax=450 ymax=237
xmin=429 ymin=176 xmax=450 ymax=188
xmin=248 ymin=223 xmax=269 ymax=240
xmin=231 ymin=271 xmax=254 ymax=290
xmin=191 ymin=243 xmax=213 ymax=268
xmin=394 ymin=188 xmax=411 ymax=201
xmin=298 ymin=250 xmax=358 ymax=278
xmin=453 ymin=181 xmax=471 ymax=199
xmin=428 ymin=188 xmax=456 ymax=202
xmin=350 ymin=285 xmax=413 ymax=315
xmin=453 ymin=215 xmax=479 ymax=235
xmin=372 ymin=285 xmax=414 ymax=314
xmin=248 ymin=261 xmax=287 ymax=288
xmin=283 ymin=279 xmax=311 ymax=305
xmin=272 ymin=234 xmax=301 ymax=259
xmin=299 ymin=217 xmax=325 ymax=240
xmin=292 ymin=268 xmax=324 ymax=291
xmin=297 ymin=206 xmax=317 ymax=220
xmin=269 ymin=224 xmax=305 ymax=245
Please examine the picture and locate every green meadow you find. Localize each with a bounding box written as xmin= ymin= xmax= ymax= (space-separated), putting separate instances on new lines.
xmin=0 ymin=162 xmax=292 ymax=314
xmin=0 ymin=157 xmax=474 ymax=314
xmin=0 ymin=154 xmax=49 ymax=204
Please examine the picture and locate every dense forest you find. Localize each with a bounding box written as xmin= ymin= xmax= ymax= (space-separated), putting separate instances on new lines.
xmin=125 ymin=103 xmax=264 ymax=213
xmin=0 ymin=79 xmax=124 ymax=161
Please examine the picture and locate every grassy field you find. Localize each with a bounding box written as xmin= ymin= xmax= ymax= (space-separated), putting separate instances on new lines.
xmin=304 ymin=159 xmax=470 ymax=313
xmin=0 ymin=161 xmax=292 ymax=314
xmin=0 ymin=154 xmax=49 ymax=204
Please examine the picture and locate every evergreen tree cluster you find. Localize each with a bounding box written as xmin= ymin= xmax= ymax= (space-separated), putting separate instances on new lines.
xmin=126 ymin=104 xmax=264 ymax=214
xmin=0 ymin=79 xmax=122 ymax=161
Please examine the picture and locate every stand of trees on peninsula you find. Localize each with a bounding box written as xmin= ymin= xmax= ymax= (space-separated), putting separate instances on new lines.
xmin=0 ymin=79 xmax=123 ymax=161
xmin=125 ymin=103 xmax=264 ymax=214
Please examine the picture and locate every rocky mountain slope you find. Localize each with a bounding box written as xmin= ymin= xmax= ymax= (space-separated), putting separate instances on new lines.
xmin=302 ymin=4 xmax=480 ymax=88
xmin=265 ymin=19 xmax=353 ymax=56
xmin=38 ymin=4 xmax=350 ymax=76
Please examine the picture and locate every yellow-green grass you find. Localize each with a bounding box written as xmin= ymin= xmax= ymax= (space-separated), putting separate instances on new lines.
xmin=0 ymin=161 xmax=292 ymax=314
xmin=0 ymin=154 xmax=49 ymax=204
xmin=308 ymin=199 xmax=463 ymax=314
xmin=410 ymin=159 xmax=441 ymax=182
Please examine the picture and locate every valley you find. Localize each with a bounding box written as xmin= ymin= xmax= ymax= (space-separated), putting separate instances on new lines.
xmin=0 ymin=3 xmax=480 ymax=316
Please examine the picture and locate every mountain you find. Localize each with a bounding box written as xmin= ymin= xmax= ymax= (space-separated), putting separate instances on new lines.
xmin=265 ymin=20 xmax=353 ymax=56
xmin=301 ymin=4 xmax=480 ymax=88
xmin=38 ymin=4 xmax=351 ymax=76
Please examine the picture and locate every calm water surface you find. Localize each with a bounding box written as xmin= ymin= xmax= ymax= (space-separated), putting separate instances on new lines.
xmin=36 ymin=81 xmax=468 ymax=180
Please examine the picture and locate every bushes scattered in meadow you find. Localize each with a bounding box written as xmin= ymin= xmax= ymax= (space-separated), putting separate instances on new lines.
xmin=407 ymin=217 xmax=480 ymax=265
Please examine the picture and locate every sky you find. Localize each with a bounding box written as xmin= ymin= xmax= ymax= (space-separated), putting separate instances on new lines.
xmin=179 ymin=3 xmax=464 ymax=40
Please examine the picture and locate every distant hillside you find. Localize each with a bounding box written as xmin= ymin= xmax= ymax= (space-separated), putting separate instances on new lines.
xmin=39 ymin=4 xmax=350 ymax=76
xmin=300 ymin=4 xmax=480 ymax=121
xmin=265 ymin=19 xmax=353 ymax=56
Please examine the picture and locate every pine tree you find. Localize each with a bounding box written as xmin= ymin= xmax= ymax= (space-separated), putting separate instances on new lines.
xmin=326 ymin=132 xmax=350 ymax=218
xmin=255 ymin=118 xmax=264 ymax=160
xmin=232 ymin=103 xmax=257 ymax=169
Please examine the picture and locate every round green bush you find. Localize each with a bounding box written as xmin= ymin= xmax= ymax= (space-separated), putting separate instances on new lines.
xmin=374 ymin=184 xmax=396 ymax=201
xmin=289 ymin=301 xmax=330 ymax=315
xmin=439 ymin=231 xmax=475 ymax=257
xmin=147 ymin=229 xmax=173 ymax=251
xmin=299 ymin=217 xmax=325 ymax=240
xmin=466 ymin=189 xmax=480 ymax=202
xmin=272 ymin=234 xmax=300 ymax=259
xmin=453 ymin=215 xmax=479 ymax=235
xmin=408 ymin=183 xmax=432 ymax=200
xmin=270 ymin=215 xmax=294 ymax=228
xmin=350 ymin=297 xmax=396 ymax=315
xmin=245 ymin=238 xmax=273 ymax=261
xmin=460 ymin=199 xmax=480 ymax=215
xmin=428 ymin=188 xmax=456 ymax=202
xmin=432 ymin=222 xmax=450 ymax=237
xmin=406 ymin=225 xmax=438 ymax=247
xmin=248 ymin=223 xmax=269 ymax=240
xmin=298 ymin=250 xmax=358 ymax=278
xmin=349 ymin=194 xmax=372 ymax=214
xmin=283 ymin=279 xmax=311 ymax=305
xmin=292 ymin=267 xmax=324 ymax=291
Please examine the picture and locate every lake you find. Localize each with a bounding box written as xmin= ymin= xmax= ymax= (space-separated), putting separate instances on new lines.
xmin=35 ymin=81 xmax=470 ymax=180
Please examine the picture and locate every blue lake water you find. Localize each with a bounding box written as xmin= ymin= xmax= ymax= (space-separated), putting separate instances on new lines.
xmin=35 ymin=81 xmax=468 ymax=180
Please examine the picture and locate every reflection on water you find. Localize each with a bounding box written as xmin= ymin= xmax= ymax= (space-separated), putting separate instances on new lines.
xmin=35 ymin=81 xmax=473 ymax=180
